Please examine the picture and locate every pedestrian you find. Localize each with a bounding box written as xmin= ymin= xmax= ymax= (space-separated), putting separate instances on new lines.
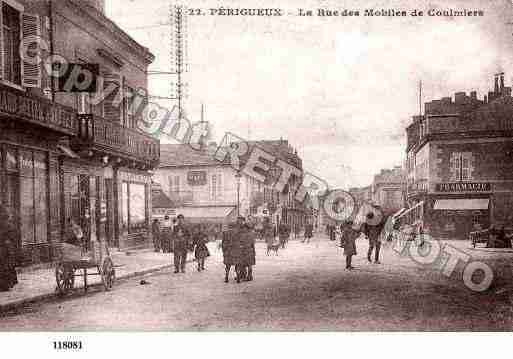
xmin=240 ymin=221 xmax=256 ymax=281
xmin=278 ymin=222 xmax=290 ymax=249
xmin=193 ymin=225 xmax=210 ymax=271
xmin=161 ymin=215 xmax=173 ymax=253
xmin=173 ymin=214 xmax=190 ymax=273
xmin=233 ymin=216 xmax=248 ymax=282
xmin=362 ymin=208 xmax=387 ymax=264
xmin=303 ymin=222 xmax=313 ymax=243
xmin=151 ymin=218 xmax=161 ymax=252
xmin=221 ymin=223 xmax=235 ymax=283
xmin=342 ymin=220 xmax=360 ymax=270
xmin=0 ymin=206 xmax=18 ymax=292
xmin=263 ymin=217 xmax=278 ymax=255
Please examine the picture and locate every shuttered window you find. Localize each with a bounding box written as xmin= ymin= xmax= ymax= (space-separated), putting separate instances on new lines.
xmin=0 ymin=1 xmax=41 ymax=88
xmin=21 ymin=13 xmax=40 ymax=87
xmin=103 ymin=72 xmax=122 ymax=122
xmin=2 ymin=2 xmax=20 ymax=85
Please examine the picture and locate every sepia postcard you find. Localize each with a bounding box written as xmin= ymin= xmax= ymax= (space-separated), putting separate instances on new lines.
xmin=1 ymin=0 xmax=513 ymax=355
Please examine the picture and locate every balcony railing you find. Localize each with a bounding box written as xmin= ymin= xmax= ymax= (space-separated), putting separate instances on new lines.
xmin=407 ymin=180 xmax=428 ymax=196
xmin=76 ymin=114 xmax=159 ymax=165
xmin=0 ymin=83 xmax=78 ymax=135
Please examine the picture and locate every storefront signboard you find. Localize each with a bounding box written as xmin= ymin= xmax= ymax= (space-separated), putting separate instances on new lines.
xmin=187 ymin=171 xmax=207 ymax=186
xmin=435 ymin=182 xmax=491 ymax=192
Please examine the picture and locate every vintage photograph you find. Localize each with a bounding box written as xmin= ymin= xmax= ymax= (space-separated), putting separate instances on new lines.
xmin=0 ymin=0 xmax=512 ymax=334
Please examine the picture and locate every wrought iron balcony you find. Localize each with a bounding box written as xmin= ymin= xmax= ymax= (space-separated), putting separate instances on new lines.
xmin=0 ymin=83 xmax=78 ymax=135
xmin=75 ymin=114 xmax=160 ymax=167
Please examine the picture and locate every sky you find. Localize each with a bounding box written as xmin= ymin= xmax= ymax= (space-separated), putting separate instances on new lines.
xmin=107 ymin=0 xmax=513 ymax=189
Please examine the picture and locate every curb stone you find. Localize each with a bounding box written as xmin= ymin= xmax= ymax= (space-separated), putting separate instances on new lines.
xmin=0 ymin=263 xmax=173 ymax=315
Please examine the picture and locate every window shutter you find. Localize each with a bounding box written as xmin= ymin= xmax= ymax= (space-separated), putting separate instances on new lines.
xmin=21 ymin=13 xmax=41 ymax=87
xmin=103 ymin=72 xmax=121 ymax=122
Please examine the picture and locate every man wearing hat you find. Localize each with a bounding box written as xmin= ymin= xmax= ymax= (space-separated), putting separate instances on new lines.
xmin=173 ymin=214 xmax=190 ymax=273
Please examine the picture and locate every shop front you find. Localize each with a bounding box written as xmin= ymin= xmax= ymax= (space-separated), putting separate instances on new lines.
xmin=429 ymin=195 xmax=490 ymax=239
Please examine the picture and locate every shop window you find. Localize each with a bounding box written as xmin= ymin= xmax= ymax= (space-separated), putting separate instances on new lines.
xmin=121 ymin=181 xmax=148 ymax=233
xmin=121 ymin=182 xmax=128 ymax=230
xmin=34 ymin=152 xmax=47 ymax=243
xmin=18 ymin=149 xmax=48 ymax=245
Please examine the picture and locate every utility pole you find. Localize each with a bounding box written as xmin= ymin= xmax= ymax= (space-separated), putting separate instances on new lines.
xmin=418 ymin=80 xmax=422 ymax=116
xmin=171 ymin=4 xmax=188 ymax=121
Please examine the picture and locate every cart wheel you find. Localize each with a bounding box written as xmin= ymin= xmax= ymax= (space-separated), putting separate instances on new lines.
xmin=101 ymin=257 xmax=115 ymax=291
xmin=56 ymin=263 xmax=74 ymax=295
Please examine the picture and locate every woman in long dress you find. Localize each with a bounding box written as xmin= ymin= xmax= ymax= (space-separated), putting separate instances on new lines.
xmin=0 ymin=206 xmax=18 ymax=291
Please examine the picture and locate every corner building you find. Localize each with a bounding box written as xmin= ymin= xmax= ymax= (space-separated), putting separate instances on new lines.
xmin=405 ymin=75 xmax=513 ymax=239
xmin=0 ymin=0 xmax=159 ymax=266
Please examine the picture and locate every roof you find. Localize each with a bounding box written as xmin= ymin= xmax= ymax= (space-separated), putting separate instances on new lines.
xmin=159 ymin=144 xmax=231 ymax=168
xmin=151 ymin=188 xmax=176 ymax=209
xmin=159 ymin=140 xmax=303 ymax=170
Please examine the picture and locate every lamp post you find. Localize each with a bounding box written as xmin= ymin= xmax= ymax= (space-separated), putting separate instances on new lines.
xmin=235 ymin=171 xmax=242 ymax=216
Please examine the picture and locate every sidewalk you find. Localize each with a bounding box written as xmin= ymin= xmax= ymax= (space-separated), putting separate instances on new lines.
xmin=0 ymin=248 xmax=176 ymax=313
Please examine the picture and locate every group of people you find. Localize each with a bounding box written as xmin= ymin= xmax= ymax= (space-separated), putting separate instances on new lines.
xmin=221 ymin=216 xmax=256 ymax=283
xmin=338 ymin=211 xmax=388 ymax=270
xmin=151 ymin=214 xmax=211 ymax=273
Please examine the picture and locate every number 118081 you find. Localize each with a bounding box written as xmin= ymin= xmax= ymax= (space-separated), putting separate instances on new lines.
xmin=53 ymin=341 xmax=83 ymax=350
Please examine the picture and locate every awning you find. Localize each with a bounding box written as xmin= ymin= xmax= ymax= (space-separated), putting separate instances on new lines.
xmin=57 ymin=145 xmax=80 ymax=159
xmin=433 ymin=198 xmax=489 ymax=210
xmin=175 ymin=206 xmax=237 ymax=224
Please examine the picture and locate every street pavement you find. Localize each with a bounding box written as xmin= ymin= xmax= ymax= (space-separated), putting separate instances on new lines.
xmin=0 ymin=235 xmax=512 ymax=331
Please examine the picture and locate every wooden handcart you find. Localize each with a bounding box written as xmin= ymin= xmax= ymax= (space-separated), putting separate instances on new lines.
xmin=54 ymin=240 xmax=115 ymax=295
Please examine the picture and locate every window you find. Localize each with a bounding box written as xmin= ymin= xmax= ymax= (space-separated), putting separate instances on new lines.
xmin=103 ymin=72 xmax=122 ymax=122
xmin=121 ymin=182 xmax=148 ymax=233
xmin=211 ymin=174 xmax=217 ymax=200
xmin=126 ymin=86 xmax=135 ymax=128
xmin=16 ymin=149 xmax=48 ymax=245
xmin=450 ymin=152 xmax=473 ymax=181
xmin=2 ymin=3 xmax=21 ymax=85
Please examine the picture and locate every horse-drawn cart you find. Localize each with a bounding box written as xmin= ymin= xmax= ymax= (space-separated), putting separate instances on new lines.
xmin=54 ymin=239 xmax=115 ymax=295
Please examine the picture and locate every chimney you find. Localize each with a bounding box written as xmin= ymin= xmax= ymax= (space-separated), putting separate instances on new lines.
xmin=470 ymin=91 xmax=477 ymax=100
xmin=484 ymin=95 xmax=488 ymax=104
xmin=494 ymin=74 xmax=499 ymax=94
xmin=454 ymin=92 xmax=466 ymax=105
xmin=500 ymin=73 xmax=505 ymax=93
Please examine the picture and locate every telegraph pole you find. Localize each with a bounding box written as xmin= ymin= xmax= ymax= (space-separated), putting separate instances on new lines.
xmin=171 ymin=4 xmax=188 ymax=120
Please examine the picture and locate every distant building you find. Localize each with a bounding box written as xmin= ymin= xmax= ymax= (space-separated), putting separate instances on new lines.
xmin=405 ymin=74 xmax=513 ymax=239
xmin=370 ymin=166 xmax=406 ymax=215
xmin=154 ymin=139 xmax=307 ymax=228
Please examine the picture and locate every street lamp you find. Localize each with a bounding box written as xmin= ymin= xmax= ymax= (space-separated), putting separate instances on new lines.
xmin=235 ymin=171 xmax=242 ymax=216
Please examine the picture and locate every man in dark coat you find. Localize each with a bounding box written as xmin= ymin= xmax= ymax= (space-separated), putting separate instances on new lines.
xmin=221 ymin=224 xmax=235 ymax=283
xmin=222 ymin=218 xmax=245 ymax=283
xmin=240 ymin=222 xmax=256 ymax=281
xmin=278 ymin=222 xmax=290 ymax=249
xmin=362 ymin=209 xmax=387 ymax=264
xmin=342 ymin=220 xmax=361 ymax=270
xmin=173 ymin=214 xmax=190 ymax=273
xmin=0 ymin=206 xmax=18 ymax=291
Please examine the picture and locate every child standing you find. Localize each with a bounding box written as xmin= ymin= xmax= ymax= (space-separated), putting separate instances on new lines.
xmin=193 ymin=225 xmax=210 ymax=271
